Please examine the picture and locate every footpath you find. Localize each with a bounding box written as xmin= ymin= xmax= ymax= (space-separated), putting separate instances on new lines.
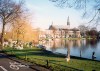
xmin=0 ymin=51 xmax=51 ymax=71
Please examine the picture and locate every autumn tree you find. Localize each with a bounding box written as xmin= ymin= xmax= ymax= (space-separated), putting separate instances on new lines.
xmin=11 ymin=18 xmax=34 ymax=43
xmin=0 ymin=0 xmax=25 ymax=49
xmin=12 ymin=18 xmax=26 ymax=43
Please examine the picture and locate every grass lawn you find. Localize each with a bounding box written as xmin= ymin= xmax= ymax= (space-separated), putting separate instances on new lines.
xmin=3 ymin=47 xmax=100 ymax=71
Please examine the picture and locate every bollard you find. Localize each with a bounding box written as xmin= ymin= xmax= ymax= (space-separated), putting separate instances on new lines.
xmin=25 ymin=53 xmax=27 ymax=60
xmin=46 ymin=60 xmax=49 ymax=67
xmin=11 ymin=49 xmax=13 ymax=55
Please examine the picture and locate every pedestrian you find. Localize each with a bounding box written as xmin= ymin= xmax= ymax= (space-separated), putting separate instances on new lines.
xmin=92 ymin=52 xmax=96 ymax=60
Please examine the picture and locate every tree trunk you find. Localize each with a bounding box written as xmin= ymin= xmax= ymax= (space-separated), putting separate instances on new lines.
xmin=1 ymin=22 xmax=5 ymax=50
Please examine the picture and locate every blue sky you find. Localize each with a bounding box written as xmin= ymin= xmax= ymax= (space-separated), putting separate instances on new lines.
xmin=24 ymin=0 xmax=91 ymax=29
xmin=0 ymin=0 xmax=99 ymax=33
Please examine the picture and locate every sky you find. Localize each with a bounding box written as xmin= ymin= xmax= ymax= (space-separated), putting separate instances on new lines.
xmin=0 ymin=1 xmax=100 ymax=62
xmin=0 ymin=0 xmax=99 ymax=31
xmin=0 ymin=0 xmax=100 ymax=32
xmin=24 ymin=0 xmax=91 ymax=30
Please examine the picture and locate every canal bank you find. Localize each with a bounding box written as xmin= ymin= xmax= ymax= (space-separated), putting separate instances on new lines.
xmin=39 ymin=39 xmax=100 ymax=61
xmin=3 ymin=47 xmax=100 ymax=71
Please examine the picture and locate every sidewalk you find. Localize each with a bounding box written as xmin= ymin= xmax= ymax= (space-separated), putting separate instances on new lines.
xmin=2 ymin=53 xmax=51 ymax=71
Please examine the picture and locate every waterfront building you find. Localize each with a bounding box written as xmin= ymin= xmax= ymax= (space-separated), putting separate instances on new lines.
xmin=48 ymin=17 xmax=81 ymax=38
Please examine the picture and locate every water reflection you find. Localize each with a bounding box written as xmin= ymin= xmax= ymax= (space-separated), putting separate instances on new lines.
xmin=86 ymin=39 xmax=98 ymax=48
xmin=39 ymin=39 xmax=100 ymax=61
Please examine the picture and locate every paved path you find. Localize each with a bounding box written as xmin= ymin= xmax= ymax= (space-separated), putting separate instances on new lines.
xmin=0 ymin=53 xmax=35 ymax=71
xmin=0 ymin=53 xmax=50 ymax=71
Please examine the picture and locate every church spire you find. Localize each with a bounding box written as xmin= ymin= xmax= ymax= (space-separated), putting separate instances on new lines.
xmin=52 ymin=21 xmax=53 ymax=25
xmin=67 ymin=16 xmax=70 ymax=25
xmin=67 ymin=16 xmax=70 ymax=29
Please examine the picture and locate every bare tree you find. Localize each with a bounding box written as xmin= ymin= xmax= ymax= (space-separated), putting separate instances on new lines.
xmin=50 ymin=0 xmax=100 ymax=26
xmin=78 ymin=24 xmax=89 ymax=37
xmin=0 ymin=0 xmax=25 ymax=49
xmin=50 ymin=0 xmax=100 ymax=11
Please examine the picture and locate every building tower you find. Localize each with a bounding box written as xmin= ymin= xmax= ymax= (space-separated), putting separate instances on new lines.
xmin=52 ymin=21 xmax=53 ymax=25
xmin=67 ymin=16 xmax=70 ymax=29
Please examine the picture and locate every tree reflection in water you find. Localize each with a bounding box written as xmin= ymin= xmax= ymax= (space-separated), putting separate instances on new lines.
xmin=39 ymin=38 xmax=100 ymax=60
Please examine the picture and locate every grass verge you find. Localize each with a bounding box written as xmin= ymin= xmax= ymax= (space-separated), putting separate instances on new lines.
xmin=3 ymin=47 xmax=100 ymax=71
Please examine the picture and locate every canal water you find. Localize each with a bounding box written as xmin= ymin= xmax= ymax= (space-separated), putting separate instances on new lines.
xmin=39 ymin=39 xmax=100 ymax=61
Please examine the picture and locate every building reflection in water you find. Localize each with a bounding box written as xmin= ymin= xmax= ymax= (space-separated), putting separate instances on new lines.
xmin=39 ymin=38 xmax=99 ymax=60
xmin=64 ymin=40 xmax=72 ymax=62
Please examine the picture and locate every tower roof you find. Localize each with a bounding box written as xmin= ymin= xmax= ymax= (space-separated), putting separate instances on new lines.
xmin=67 ymin=16 xmax=70 ymax=25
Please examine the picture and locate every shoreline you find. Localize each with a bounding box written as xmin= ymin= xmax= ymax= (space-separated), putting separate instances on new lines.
xmin=42 ymin=49 xmax=100 ymax=62
xmin=3 ymin=47 xmax=100 ymax=71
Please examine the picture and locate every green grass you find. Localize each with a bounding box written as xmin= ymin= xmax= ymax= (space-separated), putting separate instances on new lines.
xmin=3 ymin=47 xmax=100 ymax=71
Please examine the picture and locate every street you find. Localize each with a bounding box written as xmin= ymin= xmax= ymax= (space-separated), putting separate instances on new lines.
xmin=0 ymin=53 xmax=35 ymax=71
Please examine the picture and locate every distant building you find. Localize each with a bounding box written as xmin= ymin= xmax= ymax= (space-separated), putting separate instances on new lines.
xmin=39 ymin=17 xmax=81 ymax=39
xmin=48 ymin=17 xmax=81 ymax=38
